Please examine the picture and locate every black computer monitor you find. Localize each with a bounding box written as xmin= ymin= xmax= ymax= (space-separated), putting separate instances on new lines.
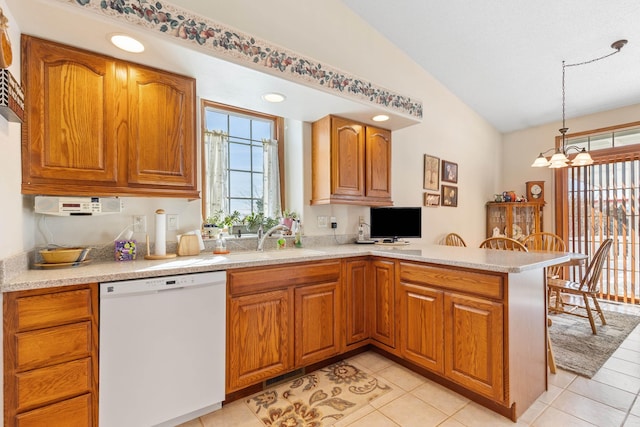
xmin=369 ymin=207 xmax=422 ymax=241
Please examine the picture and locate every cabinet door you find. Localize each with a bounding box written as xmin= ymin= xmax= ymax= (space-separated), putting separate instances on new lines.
xmin=398 ymin=282 xmax=444 ymax=373
xmin=365 ymin=126 xmax=392 ymax=200
xmin=444 ymin=292 xmax=504 ymax=402
xmin=331 ymin=116 xmax=365 ymax=197
xmin=127 ymin=65 xmax=197 ymax=191
xmin=227 ymin=290 xmax=292 ymax=391
xmin=344 ymin=259 xmax=369 ymax=345
xmin=295 ymin=281 xmax=342 ymax=366
xmin=21 ymin=36 xmax=122 ymax=191
xmin=370 ymin=259 xmax=395 ymax=348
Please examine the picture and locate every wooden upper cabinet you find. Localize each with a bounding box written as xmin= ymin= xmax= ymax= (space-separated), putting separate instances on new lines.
xmin=21 ymin=35 xmax=198 ymax=198
xmin=311 ymin=115 xmax=392 ymax=206
xmin=21 ymin=36 xmax=121 ymax=187
xmin=365 ymin=126 xmax=392 ymax=201
xmin=127 ymin=65 xmax=196 ymax=190
xmin=331 ymin=117 xmax=365 ymax=197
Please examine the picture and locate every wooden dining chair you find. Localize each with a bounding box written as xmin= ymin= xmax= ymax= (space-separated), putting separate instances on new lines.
xmin=522 ymin=232 xmax=566 ymax=279
xmin=479 ymin=237 xmax=528 ymax=252
xmin=444 ymin=233 xmax=467 ymax=247
xmin=547 ymin=238 xmax=613 ymax=334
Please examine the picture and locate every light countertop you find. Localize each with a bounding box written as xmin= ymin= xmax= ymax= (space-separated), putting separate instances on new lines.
xmin=2 ymin=243 xmax=570 ymax=292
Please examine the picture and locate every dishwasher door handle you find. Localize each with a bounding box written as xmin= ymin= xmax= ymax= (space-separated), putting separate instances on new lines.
xmin=156 ymin=286 xmax=185 ymax=292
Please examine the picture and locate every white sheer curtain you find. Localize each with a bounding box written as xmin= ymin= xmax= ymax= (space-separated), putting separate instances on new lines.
xmin=205 ymin=131 xmax=228 ymax=220
xmin=262 ymin=138 xmax=282 ymax=219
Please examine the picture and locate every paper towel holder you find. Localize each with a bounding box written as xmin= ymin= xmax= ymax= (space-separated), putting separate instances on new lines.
xmin=144 ymin=234 xmax=177 ymax=260
xmin=144 ymin=209 xmax=177 ymax=260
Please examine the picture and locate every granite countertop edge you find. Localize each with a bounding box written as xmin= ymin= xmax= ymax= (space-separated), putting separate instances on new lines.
xmin=2 ymin=244 xmax=570 ymax=292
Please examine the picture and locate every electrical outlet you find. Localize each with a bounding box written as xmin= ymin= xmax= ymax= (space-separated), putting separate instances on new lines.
xmin=330 ymin=217 xmax=337 ymax=229
xmin=133 ymin=215 xmax=147 ymax=233
xmin=317 ymin=215 xmax=328 ymax=228
xmin=359 ymin=216 xmax=365 ymax=225
xmin=167 ymin=214 xmax=179 ymax=231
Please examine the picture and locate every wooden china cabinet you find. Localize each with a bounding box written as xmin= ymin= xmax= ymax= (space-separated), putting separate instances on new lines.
xmin=485 ymin=202 xmax=543 ymax=241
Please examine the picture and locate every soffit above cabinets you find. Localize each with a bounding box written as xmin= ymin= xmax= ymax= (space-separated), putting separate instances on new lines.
xmin=6 ymin=0 xmax=421 ymax=130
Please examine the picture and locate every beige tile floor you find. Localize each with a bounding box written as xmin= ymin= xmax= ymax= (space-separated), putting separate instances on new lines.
xmin=181 ymin=302 xmax=640 ymax=427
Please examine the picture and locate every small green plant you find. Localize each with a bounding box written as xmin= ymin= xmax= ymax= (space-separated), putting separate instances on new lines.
xmin=282 ymin=209 xmax=299 ymax=220
xmin=242 ymin=211 xmax=279 ymax=232
xmin=206 ymin=210 xmax=241 ymax=229
xmin=242 ymin=212 xmax=265 ymax=232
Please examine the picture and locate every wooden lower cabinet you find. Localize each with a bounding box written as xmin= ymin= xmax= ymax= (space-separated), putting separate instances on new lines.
xmin=295 ymin=281 xmax=342 ymax=366
xmin=227 ymin=289 xmax=292 ymax=391
xmin=444 ymin=292 xmax=504 ymax=401
xmin=227 ymin=257 xmax=543 ymax=420
xmin=398 ymin=282 xmax=444 ymax=373
xmin=3 ymin=284 xmax=98 ymax=427
xmin=370 ymin=259 xmax=395 ymax=348
xmin=399 ymin=262 xmax=506 ymax=403
xmin=226 ymin=261 xmax=341 ymax=393
xmin=344 ymin=258 xmax=369 ymax=346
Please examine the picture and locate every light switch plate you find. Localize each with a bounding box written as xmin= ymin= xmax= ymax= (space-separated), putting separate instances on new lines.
xmin=167 ymin=214 xmax=179 ymax=231
xmin=317 ymin=215 xmax=328 ymax=228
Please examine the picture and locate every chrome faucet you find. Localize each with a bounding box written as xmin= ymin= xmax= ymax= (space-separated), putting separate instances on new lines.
xmin=257 ymin=224 xmax=289 ymax=251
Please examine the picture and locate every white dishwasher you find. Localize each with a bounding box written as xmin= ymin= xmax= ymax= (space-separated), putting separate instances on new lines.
xmin=99 ymin=271 xmax=225 ymax=427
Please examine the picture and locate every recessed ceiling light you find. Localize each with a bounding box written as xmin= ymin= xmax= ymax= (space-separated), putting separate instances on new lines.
xmin=372 ymin=114 xmax=389 ymax=122
xmin=109 ymin=34 xmax=145 ymax=53
xmin=262 ymin=93 xmax=286 ymax=103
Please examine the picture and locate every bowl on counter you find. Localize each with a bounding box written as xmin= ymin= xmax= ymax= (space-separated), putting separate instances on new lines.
xmin=39 ymin=247 xmax=90 ymax=264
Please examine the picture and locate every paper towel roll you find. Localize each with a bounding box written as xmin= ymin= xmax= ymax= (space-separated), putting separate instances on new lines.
xmin=154 ymin=209 xmax=166 ymax=256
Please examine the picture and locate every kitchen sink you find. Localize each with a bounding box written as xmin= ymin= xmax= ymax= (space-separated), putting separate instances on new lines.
xmin=223 ymin=248 xmax=326 ymax=261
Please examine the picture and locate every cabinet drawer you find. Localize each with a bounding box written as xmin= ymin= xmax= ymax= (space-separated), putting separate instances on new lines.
xmin=15 ymin=290 xmax=93 ymax=331
xmin=16 ymin=322 xmax=92 ymax=371
xmin=15 ymin=394 xmax=92 ymax=427
xmin=229 ymin=261 xmax=341 ymax=295
xmin=399 ymin=263 xmax=503 ymax=300
xmin=15 ymin=358 xmax=92 ymax=411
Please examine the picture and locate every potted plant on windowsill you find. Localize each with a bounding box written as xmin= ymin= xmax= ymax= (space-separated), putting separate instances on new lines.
xmin=281 ymin=209 xmax=299 ymax=230
xmin=206 ymin=210 xmax=241 ymax=236
xmin=242 ymin=212 xmax=280 ymax=234
xmin=243 ymin=212 xmax=264 ymax=233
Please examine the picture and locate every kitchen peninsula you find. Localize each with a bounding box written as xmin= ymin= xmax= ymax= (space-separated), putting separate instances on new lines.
xmin=2 ymin=244 xmax=569 ymax=424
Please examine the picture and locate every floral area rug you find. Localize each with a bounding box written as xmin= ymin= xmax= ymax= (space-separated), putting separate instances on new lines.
xmin=245 ymin=360 xmax=391 ymax=427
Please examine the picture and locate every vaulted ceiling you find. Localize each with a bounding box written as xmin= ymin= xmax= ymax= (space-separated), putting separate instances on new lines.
xmin=342 ymin=0 xmax=640 ymax=133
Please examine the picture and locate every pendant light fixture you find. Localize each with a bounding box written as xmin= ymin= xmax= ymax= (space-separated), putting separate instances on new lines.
xmin=531 ymin=39 xmax=627 ymax=168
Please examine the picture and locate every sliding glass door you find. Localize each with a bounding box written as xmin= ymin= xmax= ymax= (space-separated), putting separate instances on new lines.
xmin=556 ymin=122 xmax=640 ymax=304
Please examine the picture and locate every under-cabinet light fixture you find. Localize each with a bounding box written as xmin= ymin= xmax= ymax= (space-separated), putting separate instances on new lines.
xmin=109 ymin=33 xmax=145 ymax=53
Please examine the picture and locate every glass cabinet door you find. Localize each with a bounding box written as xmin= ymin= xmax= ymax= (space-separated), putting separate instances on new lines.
xmin=486 ymin=202 xmax=542 ymax=240
xmin=486 ymin=204 xmax=507 ymax=237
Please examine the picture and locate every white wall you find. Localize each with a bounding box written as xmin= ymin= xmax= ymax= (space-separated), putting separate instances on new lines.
xmin=0 ymin=0 xmax=30 ymax=260
xmin=2 ymin=0 xmax=504 ymax=259
xmin=503 ymin=103 xmax=640 ymax=229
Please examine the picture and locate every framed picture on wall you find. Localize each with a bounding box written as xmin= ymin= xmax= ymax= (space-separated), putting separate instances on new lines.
xmin=424 ymin=193 xmax=440 ymax=207
xmin=441 ymin=185 xmax=458 ymax=207
xmin=442 ymin=160 xmax=458 ymax=183
xmin=423 ymin=154 xmax=440 ymax=191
